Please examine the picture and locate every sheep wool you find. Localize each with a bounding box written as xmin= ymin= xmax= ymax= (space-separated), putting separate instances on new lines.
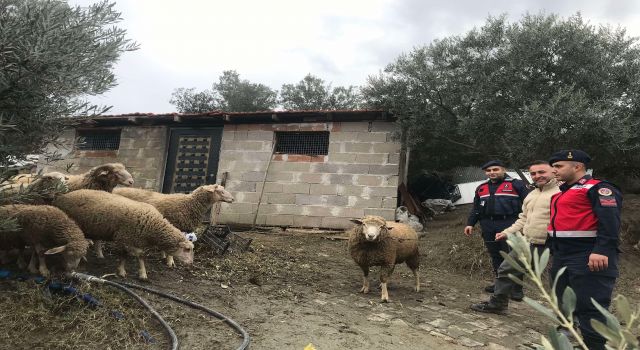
xmin=52 ymin=189 xmax=193 ymax=279
xmin=64 ymin=163 xmax=134 ymax=192
xmin=114 ymin=184 xmax=234 ymax=232
xmin=0 ymin=204 xmax=89 ymax=276
xmin=348 ymin=215 xmax=420 ymax=302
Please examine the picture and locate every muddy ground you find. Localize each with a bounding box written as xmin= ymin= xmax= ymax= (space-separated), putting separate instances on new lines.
xmin=1 ymin=201 xmax=639 ymax=350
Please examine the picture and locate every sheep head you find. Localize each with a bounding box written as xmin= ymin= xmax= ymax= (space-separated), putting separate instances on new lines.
xmin=91 ymin=163 xmax=134 ymax=188
xmin=26 ymin=172 xmax=69 ymax=199
xmin=350 ymin=215 xmax=392 ymax=242
xmin=171 ymin=241 xmax=194 ymax=265
xmin=200 ymin=184 xmax=235 ymax=203
xmin=44 ymin=240 xmax=89 ymax=272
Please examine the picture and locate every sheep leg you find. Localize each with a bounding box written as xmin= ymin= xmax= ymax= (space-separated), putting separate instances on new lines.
xmin=95 ymin=241 xmax=105 ymax=259
xmin=117 ymin=258 xmax=127 ymax=278
xmin=36 ymin=247 xmax=50 ymax=277
xmin=380 ymin=264 xmax=395 ymax=303
xmin=165 ymin=254 xmax=175 ymax=268
xmin=16 ymin=250 xmax=27 ymax=269
xmin=137 ymin=256 xmax=148 ymax=280
xmin=406 ymin=255 xmax=421 ymax=292
xmin=27 ymin=251 xmax=38 ymax=274
xmin=358 ymin=265 xmax=370 ymax=293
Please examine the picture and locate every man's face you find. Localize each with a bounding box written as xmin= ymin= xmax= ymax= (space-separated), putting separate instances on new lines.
xmin=529 ymin=164 xmax=553 ymax=187
xmin=485 ymin=166 xmax=506 ymax=181
xmin=552 ymin=161 xmax=578 ymax=182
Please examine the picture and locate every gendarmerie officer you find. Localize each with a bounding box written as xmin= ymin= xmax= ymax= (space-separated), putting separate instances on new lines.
xmin=464 ymin=160 xmax=529 ymax=293
xmin=548 ymin=150 xmax=622 ymax=350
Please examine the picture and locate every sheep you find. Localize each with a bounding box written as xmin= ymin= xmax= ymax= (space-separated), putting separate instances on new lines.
xmin=0 ymin=204 xmax=89 ymax=277
xmin=52 ymin=189 xmax=194 ymax=280
xmin=62 ymin=163 xmax=134 ymax=192
xmin=0 ymin=172 xmax=69 ymax=205
xmin=113 ymin=184 xmax=235 ymax=267
xmin=348 ymin=215 xmax=420 ymax=302
xmin=114 ymin=184 xmax=235 ymax=232
xmin=45 ymin=163 xmax=134 ymax=258
xmin=394 ymin=206 xmax=425 ymax=236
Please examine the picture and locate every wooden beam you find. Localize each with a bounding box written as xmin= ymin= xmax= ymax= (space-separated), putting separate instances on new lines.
xmin=224 ymin=114 xmax=231 ymax=122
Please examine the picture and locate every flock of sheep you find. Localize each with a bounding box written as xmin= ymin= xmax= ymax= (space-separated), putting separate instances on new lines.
xmin=1 ymin=163 xmax=234 ymax=280
xmin=2 ymin=163 xmax=421 ymax=302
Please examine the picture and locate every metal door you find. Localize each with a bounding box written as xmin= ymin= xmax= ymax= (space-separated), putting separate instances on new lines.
xmin=162 ymin=128 xmax=223 ymax=193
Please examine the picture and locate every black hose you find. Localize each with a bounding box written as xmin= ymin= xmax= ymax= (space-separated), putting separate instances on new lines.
xmin=68 ymin=272 xmax=251 ymax=350
xmin=68 ymin=272 xmax=179 ymax=350
xmin=116 ymin=280 xmax=251 ymax=350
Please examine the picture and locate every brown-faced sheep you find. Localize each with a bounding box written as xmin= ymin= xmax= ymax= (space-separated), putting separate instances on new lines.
xmin=113 ymin=184 xmax=234 ymax=267
xmin=52 ymin=189 xmax=194 ymax=280
xmin=47 ymin=164 xmax=134 ymax=258
xmin=0 ymin=204 xmax=89 ymax=276
xmin=63 ymin=163 xmax=134 ymax=192
xmin=348 ymin=215 xmax=420 ymax=302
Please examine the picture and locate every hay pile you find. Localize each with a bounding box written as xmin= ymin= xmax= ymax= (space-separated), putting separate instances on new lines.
xmin=424 ymin=210 xmax=494 ymax=278
xmin=0 ymin=279 xmax=168 ymax=349
xmin=620 ymin=194 xmax=640 ymax=247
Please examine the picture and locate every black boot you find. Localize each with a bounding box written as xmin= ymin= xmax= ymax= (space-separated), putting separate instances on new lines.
xmin=484 ymin=284 xmax=495 ymax=293
xmin=510 ymin=285 xmax=524 ymax=302
xmin=470 ymin=297 xmax=507 ymax=315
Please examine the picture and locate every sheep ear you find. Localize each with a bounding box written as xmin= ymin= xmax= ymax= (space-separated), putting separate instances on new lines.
xmin=350 ymin=219 xmax=363 ymax=225
xmin=45 ymin=245 xmax=66 ymax=255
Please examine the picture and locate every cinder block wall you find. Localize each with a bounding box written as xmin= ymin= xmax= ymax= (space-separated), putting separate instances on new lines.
xmin=39 ymin=126 xmax=168 ymax=190
xmin=217 ymin=121 xmax=401 ymax=229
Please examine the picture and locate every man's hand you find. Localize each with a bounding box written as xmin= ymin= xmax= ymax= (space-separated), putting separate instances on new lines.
xmin=495 ymin=232 xmax=507 ymax=241
xmin=588 ymin=253 xmax=609 ymax=272
xmin=464 ymin=226 xmax=474 ymax=237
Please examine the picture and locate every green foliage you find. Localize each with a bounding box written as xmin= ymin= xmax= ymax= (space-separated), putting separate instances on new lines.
xmin=0 ymin=0 xmax=138 ymax=163
xmin=170 ymin=70 xmax=277 ymax=113
xmin=504 ymin=233 xmax=640 ymax=349
xmin=0 ymin=0 xmax=136 ymax=229
xmin=363 ymin=13 xmax=640 ymax=185
xmin=280 ymin=74 xmax=362 ymax=110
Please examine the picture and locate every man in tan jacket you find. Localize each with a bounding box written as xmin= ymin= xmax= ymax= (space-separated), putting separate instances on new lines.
xmin=471 ymin=160 xmax=560 ymax=314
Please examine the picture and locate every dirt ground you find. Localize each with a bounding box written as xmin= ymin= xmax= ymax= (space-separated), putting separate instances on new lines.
xmin=1 ymin=201 xmax=639 ymax=350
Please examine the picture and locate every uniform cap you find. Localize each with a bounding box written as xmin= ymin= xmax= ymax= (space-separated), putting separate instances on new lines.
xmin=481 ymin=160 xmax=505 ymax=170
xmin=548 ymin=150 xmax=591 ymax=165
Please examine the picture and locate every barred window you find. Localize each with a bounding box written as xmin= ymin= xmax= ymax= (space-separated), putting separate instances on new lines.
xmin=76 ymin=129 xmax=121 ymax=151
xmin=275 ymin=131 xmax=329 ymax=155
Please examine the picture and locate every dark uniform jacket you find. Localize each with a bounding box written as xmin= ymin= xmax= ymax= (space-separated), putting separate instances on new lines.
xmin=466 ymin=176 xmax=530 ymax=226
xmin=547 ymin=175 xmax=622 ymax=276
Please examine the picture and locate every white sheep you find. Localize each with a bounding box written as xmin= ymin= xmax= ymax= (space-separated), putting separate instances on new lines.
xmin=52 ymin=189 xmax=194 ymax=280
xmin=394 ymin=206 xmax=425 ymax=235
xmin=348 ymin=215 xmax=421 ymax=302
xmin=113 ymin=184 xmax=234 ymax=266
xmin=0 ymin=204 xmax=89 ymax=276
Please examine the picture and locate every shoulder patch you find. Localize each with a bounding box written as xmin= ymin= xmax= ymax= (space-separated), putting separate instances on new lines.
xmin=578 ymin=178 xmax=587 ymax=184
xmin=598 ymin=188 xmax=613 ymax=196
xmin=599 ymin=197 xmax=618 ymax=207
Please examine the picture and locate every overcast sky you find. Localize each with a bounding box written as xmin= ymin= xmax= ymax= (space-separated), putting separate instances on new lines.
xmin=68 ymin=0 xmax=640 ymax=114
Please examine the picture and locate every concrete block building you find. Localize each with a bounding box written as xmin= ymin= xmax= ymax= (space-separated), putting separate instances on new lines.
xmin=40 ymin=110 xmax=408 ymax=229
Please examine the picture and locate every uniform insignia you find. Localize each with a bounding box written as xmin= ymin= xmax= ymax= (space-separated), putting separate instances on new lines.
xmin=578 ymin=178 xmax=587 ymax=184
xmin=598 ymin=188 xmax=613 ymax=196
xmin=599 ymin=198 xmax=617 ymax=207
xmin=567 ymin=151 xmax=573 ymax=159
